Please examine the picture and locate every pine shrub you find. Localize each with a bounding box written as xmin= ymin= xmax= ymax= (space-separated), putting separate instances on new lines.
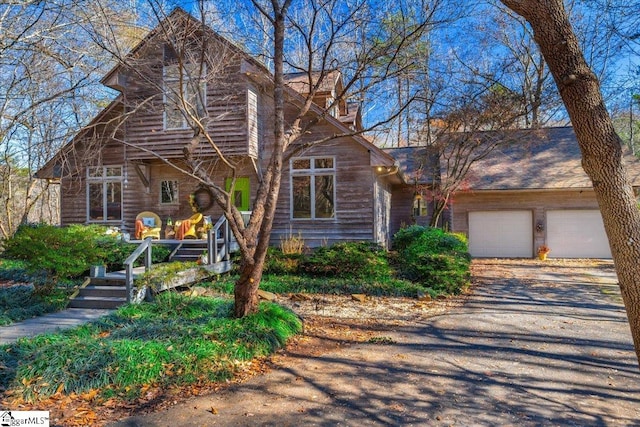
xmin=392 ymin=226 xmax=470 ymax=295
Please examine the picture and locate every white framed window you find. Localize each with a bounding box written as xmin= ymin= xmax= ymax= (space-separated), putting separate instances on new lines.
xmin=290 ymin=157 xmax=335 ymax=219
xmin=163 ymin=61 xmax=206 ymax=130
xmin=87 ymin=166 xmax=122 ymax=222
xmin=160 ymin=180 xmax=179 ymax=204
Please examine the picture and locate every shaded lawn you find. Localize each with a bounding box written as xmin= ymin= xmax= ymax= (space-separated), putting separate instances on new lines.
xmin=0 ymin=292 xmax=301 ymax=402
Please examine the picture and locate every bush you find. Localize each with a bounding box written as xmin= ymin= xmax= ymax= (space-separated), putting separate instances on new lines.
xmin=2 ymin=224 xmax=105 ymax=290
xmin=97 ymin=238 xmax=171 ymax=271
xmin=392 ymin=226 xmax=470 ymax=295
xmin=264 ymin=247 xmax=303 ymax=275
xmin=0 ymin=259 xmax=38 ymax=283
xmin=300 ymin=242 xmax=392 ymax=279
xmin=1 ymin=224 xmax=171 ymax=290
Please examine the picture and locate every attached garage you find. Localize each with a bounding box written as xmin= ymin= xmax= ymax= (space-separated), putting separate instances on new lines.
xmin=468 ymin=211 xmax=533 ymax=258
xmin=546 ymin=210 xmax=611 ymax=258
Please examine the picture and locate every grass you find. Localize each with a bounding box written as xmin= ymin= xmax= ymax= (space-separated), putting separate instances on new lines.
xmin=0 ymin=292 xmax=301 ymax=402
xmin=206 ymin=273 xmax=430 ymax=297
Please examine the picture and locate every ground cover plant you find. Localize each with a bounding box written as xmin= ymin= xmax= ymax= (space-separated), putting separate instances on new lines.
xmin=211 ymin=231 xmax=470 ymax=298
xmin=0 ymin=259 xmax=72 ymax=325
xmin=0 ymin=292 xmax=301 ymax=402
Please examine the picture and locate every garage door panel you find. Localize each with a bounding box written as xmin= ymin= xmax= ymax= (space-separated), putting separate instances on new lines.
xmin=546 ymin=210 xmax=611 ymax=258
xmin=469 ymin=211 xmax=533 ymax=258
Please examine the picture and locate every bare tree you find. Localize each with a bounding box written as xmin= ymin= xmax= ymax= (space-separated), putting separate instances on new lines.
xmin=500 ymin=0 xmax=640 ymax=366
xmin=418 ymin=83 xmax=526 ymax=227
xmin=0 ymin=1 xmax=128 ymax=238
xmin=84 ymin=0 xmax=448 ymax=317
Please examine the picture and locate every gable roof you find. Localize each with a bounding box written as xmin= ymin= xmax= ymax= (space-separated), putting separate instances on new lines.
xmin=35 ymin=96 xmax=125 ymax=179
xmin=36 ymin=7 xmax=397 ymax=179
xmin=383 ymin=146 xmax=439 ymax=185
xmin=101 ymin=8 xmax=270 ymax=91
xmin=460 ymin=126 xmax=640 ymax=190
xmin=284 ymin=70 xmax=343 ymax=95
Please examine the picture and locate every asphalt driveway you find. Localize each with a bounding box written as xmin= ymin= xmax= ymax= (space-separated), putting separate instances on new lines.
xmin=110 ymin=259 xmax=640 ymax=426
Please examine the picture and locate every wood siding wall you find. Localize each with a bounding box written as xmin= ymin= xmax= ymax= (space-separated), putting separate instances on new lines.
xmin=271 ymin=130 xmax=376 ymax=247
xmin=452 ymin=189 xmax=601 ymax=252
xmin=374 ymin=179 xmax=392 ymax=248
xmin=118 ymin=158 xmax=258 ymax=234
xmin=116 ymin=38 xmax=253 ymax=161
xmin=389 ymin=184 xmax=433 ymax=236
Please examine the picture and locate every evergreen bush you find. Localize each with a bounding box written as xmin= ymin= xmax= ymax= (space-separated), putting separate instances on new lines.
xmin=1 ymin=224 xmax=171 ymax=292
xmin=300 ymin=241 xmax=392 ymax=279
xmin=392 ymin=226 xmax=470 ymax=294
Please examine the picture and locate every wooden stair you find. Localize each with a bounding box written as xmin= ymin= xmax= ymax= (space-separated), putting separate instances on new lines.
xmin=169 ymin=240 xmax=208 ymax=262
xmin=68 ymin=216 xmax=238 ymax=309
xmin=68 ymin=276 xmax=128 ymax=309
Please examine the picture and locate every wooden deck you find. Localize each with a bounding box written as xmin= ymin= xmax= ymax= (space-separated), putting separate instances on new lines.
xmin=68 ymin=216 xmax=235 ymax=309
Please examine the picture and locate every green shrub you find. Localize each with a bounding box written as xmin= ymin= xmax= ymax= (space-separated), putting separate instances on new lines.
xmin=97 ymin=238 xmax=171 ymax=271
xmin=2 ymin=224 xmax=105 ymax=290
xmin=264 ymin=247 xmax=303 ymax=275
xmin=1 ymin=224 xmax=171 ymax=290
xmin=0 ymin=259 xmax=38 ymax=283
xmin=392 ymin=226 xmax=470 ymax=295
xmin=300 ymin=242 xmax=392 ymax=279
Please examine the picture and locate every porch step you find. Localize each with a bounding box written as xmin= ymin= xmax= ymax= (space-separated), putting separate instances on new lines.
xmin=169 ymin=241 xmax=208 ymax=262
xmin=68 ymin=276 xmax=128 ymax=309
xmin=68 ymin=296 xmax=127 ymax=309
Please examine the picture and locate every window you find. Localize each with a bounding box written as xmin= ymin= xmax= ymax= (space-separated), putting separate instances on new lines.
xmin=413 ymin=194 xmax=427 ymax=217
xmin=291 ymin=157 xmax=335 ymax=219
xmin=161 ymin=180 xmax=179 ymax=204
xmin=247 ymin=88 xmax=259 ymax=158
xmin=164 ymin=61 xmax=206 ymax=129
xmin=87 ymin=166 xmax=122 ymax=222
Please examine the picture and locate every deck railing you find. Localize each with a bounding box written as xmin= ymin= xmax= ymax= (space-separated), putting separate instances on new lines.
xmin=207 ymin=214 xmax=230 ymax=265
xmin=124 ymin=237 xmax=153 ymax=303
xmin=120 ymin=214 xmax=237 ymax=302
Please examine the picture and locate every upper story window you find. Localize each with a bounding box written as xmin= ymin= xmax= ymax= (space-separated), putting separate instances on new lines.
xmin=163 ymin=61 xmax=206 ymax=130
xmin=247 ymin=88 xmax=259 ymax=158
xmin=87 ymin=166 xmax=122 ymax=222
xmin=290 ymin=157 xmax=335 ymax=219
xmin=160 ymin=180 xmax=179 ymax=204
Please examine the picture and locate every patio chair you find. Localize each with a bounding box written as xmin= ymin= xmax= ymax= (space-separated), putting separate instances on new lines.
xmin=135 ymin=211 xmax=162 ymax=240
xmin=174 ymin=213 xmax=203 ymax=240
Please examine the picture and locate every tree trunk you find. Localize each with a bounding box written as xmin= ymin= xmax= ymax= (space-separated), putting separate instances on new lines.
xmin=501 ymin=0 xmax=640 ymax=366
xmin=429 ymin=193 xmax=450 ymax=228
xmin=234 ymin=260 xmax=263 ymax=318
xmin=233 ymin=0 xmax=290 ymax=318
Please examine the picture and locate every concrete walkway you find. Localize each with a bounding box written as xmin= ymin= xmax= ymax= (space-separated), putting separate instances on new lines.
xmin=110 ymin=260 xmax=640 ymax=426
xmin=0 ymin=308 xmax=113 ymax=344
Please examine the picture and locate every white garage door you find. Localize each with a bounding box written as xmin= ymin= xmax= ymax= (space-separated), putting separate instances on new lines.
xmin=546 ymin=210 xmax=611 ymax=258
xmin=468 ymin=211 xmax=533 ymax=258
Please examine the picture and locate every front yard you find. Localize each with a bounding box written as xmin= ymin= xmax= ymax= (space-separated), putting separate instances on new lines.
xmin=0 ymin=224 xmax=471 ymax=425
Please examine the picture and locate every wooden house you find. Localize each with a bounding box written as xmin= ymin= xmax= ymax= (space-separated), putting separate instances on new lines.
xmin=36 ymin=8 xmax=419 ymax=249
xmin=37 ymin=9 xmax=638 ymax=260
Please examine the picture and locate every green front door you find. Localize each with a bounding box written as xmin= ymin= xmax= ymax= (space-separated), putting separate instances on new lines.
xmin=225 ymin=177 xmax=250 ymax=211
